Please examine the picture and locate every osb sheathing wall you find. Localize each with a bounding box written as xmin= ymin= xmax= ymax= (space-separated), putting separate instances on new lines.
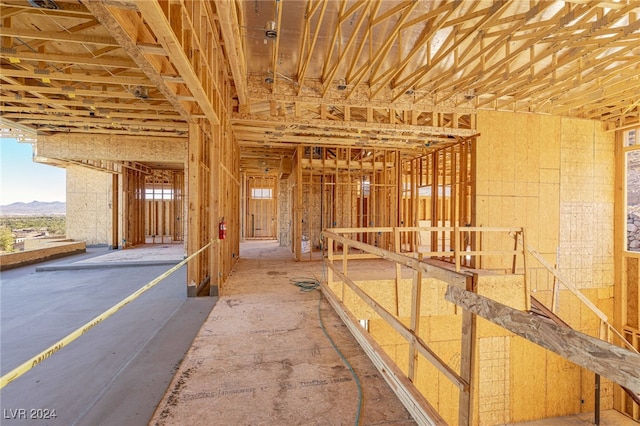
xmin=355 ymin=111 xmax=617 ymax=425
xmin=37 ymin=134 xmax=186 ymax=163
xmin=66 ymin=165 xmax=114 ymax=246
xmin=473 ymin=110 xmax=616 ymax=423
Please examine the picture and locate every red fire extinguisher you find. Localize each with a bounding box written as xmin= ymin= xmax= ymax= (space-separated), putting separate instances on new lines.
xmin=219 ymin=218 xmax=227 ymax=240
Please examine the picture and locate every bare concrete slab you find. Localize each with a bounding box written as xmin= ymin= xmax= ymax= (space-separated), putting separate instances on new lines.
xmin=150 ymin=240 xmax=415 ymax=425
xmin=73 ymin=244 xmax=184 ymax=265
xmin=0 ymin=248 xmax=214 ymax=426
xmin=35 ymin=244 xmax=185 ymax=271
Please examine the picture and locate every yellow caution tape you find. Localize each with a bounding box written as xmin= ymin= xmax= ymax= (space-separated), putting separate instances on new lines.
xmin=0 ymin=240 xmax=214 ymax=389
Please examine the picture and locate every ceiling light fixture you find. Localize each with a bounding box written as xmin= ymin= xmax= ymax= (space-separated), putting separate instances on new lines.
xmin=337 ymin=79 xmax=347 ymax=90
xmin=132 ymin=86 xmax=149 ymax=99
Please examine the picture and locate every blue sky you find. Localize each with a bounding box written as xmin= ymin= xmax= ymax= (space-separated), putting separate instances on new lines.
xmin=0 ymin=138 xmax=66 ymax=205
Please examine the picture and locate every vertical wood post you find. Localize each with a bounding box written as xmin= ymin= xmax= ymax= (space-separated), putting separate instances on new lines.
xmin=454 ymin=226 xmax=461 ymax=273
xmin=210 ymin=124 xmax=221 ymax=296
xmin=458 ymin=274 xmax=477 ymax=426
xmin=595 ymin=374 xmax=601 ymax=426
xmin=408 ymin=252 xmax=424 ymax=382
xmin=342 ymin=242 xmax=349 ymax=302
xmin=512 ymin=231 xmax=519 ymax=274
xmin=551 ymin=249 xmax=560 ymax=313
xmin=111 ymin=173 xmax=119 ymax=249
xmin=327 ymin=235 xmax=334 ymax=288
xmin=394 ymin=227 xmax=402 ymax=315
xmin=187 ymin=122 xmax=201 ymax=296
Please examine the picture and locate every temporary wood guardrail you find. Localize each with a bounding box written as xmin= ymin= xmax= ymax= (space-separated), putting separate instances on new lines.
xmin=323 ymin=226 xmax=640 ymax=424
xmin=322 ymin=226 xmax=527 ymax=426
xmin=520 ymin=240 xmax=638 ymax=354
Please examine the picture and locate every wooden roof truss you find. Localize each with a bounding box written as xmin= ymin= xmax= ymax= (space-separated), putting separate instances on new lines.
xmin=0 ymin=0 xmax=639 ymax=174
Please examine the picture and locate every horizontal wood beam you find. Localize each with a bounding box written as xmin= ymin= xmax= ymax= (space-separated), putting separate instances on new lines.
xmin=0 ymin=2 xmax=94 ymax=17
xmin=247 ymin=77 xmax=476 ymax=113
xmin=444 ymin=285 xmax=640 ymax=394
xmin=0 ymin=96 xmax=176 ymax=112
xmin=0 ymin=83 xmax=159 ymax=100
xmin=0 ymin=106 xmax=181 ymax=121
xmin=6 ymin=114 xmax=187 ymax=131
xmin=0 ymin=68 xmax=151 ymax=86
xmin=232 ymin=114 xmax=478 ymax=138
xmin=0 ymin=27 xmax=119 ymax=46
xmin=0 ymin=49 xmax=136 ymax=68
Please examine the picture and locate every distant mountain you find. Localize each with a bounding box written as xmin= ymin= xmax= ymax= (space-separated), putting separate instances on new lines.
xmin=0 ymin=201 xmax=66 ymax=216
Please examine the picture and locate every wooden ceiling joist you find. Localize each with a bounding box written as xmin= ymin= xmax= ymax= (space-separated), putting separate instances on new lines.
xmin=81 ymin=0 xmax=196 ymax=120
xmin=133 ymin=0 xmax=222 ymax=125
xmin=0 ymin=27 xmax=119 ymax=46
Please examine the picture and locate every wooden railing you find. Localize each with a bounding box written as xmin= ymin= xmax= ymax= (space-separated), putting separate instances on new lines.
xmin=520 ymin=241 xmax=637 ymax=354
xmin=327 ymin=226 xmax=530 ymax=308
xmin=322 ymin=226 xmax=639 ymax=424
xmin=322 ymin=226 xmax=529 ymax=426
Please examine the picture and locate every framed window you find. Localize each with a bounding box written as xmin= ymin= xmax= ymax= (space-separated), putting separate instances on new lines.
xmin=251 ymin=188 xmax=272 ymax=199
xmin=145 ymin=188 xmax=173 ymax=200
xmin=625 ymin=129 xmax=640 ymax=252
xmin=624 ymin=129 xmax=637 ymax=147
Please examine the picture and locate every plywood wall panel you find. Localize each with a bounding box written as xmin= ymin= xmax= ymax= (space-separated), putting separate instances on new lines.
xmin=545 ymin=351 xmax=582 ymax=417
xmin=478 ymin=336 xmax=511 ymax=425
xmin=335 ymin=278 xmax=458 ymax=320
xmin=558 ymin=118 xmax=615 ymax=292
xmin=510 ymin=338 xmax=547 ymax=423
xmin=38 ymin=134 xmax=186 ymax=163
xmin=66 ymin=165 xmax=113 ymax=245
xmin=477 ymin=111 xmax=561 ymax=272
xmin=475 ymin=110 xmax=616 ymax=422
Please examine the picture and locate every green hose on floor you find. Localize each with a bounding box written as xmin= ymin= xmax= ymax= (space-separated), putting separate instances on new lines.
xmin=290 ymin=277 xmax=363 ymax=426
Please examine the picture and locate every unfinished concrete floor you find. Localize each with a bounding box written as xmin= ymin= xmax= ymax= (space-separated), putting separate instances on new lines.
xmin=0 ymin=245 xmax=214 ymax=426
xmin=150 ymin=240 xmax=415 ymax=425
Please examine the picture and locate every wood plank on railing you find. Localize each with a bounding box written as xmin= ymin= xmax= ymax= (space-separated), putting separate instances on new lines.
xmin=328 ymin=226 xmax=523 ymax=233
xmin=323 ymin=231 xmax=469 ymax=287
xmin=445 ymin=285 xmax=640 ymax=394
